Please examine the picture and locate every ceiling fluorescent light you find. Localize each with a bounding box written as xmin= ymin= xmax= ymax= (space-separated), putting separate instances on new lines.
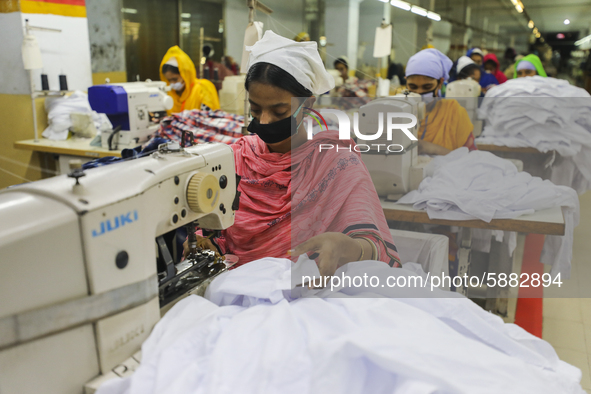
xmin=528 ymin=20 xmax=534 ymax=29
xmin=378 ymin=0 xmax=389 ymax=2
xmin=564 ymin=19 xmax=570 ymax=25
xmin=391 ymin=0 xmax=411 ymax=11
xmin=427 ymin=11 xmax=441 ymax=21
xmin=181 ymin=13 xmax=191 ymax=18
xmin=121 ymin=8 xmax=137 ymax=14
xmin=515 ymin=4 xmax=523 ymax=13
xmin=411 ymin=6 xmax=428 ymax=17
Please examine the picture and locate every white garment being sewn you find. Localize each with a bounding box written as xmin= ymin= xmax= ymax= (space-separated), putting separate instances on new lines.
xmin=96 ymin=258 xmax=585 ymax=394
xmin=397 ymin=148 xmax=579 ymax=277
xmin=476 ymin=76 xmax=591 ymax=193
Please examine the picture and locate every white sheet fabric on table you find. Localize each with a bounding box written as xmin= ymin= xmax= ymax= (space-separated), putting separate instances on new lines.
xmin=97 ymin=258 xmax=585 ymax=394
xmin=476 ymin=76 xmax=591 ymax=193
xmin=397 ymin=148 xmax=579 ymax=277
xmin=42 ymin=90 xmax=110 ymax=141
xmin=389 ymin=229 xmax=449 ymax=278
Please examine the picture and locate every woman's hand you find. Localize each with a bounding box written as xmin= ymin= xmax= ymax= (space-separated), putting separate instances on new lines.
xmin=290 ymin=232 xmax=370 ymax=277
xmin=183 ymin=234 xmax=220 ymax=259
xmin=418 ymin=140 xmax=451 ymax=156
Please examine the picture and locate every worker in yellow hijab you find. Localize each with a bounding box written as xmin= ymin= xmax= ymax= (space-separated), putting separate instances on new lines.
xmin=160 ymin=46 xmax=220 ymax=114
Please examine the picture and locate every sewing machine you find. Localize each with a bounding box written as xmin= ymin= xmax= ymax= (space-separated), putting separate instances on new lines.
xmin=0 ymin=142 xmax=238 ymax=394
xmin=359 ymin=94 xmax=427 ymax=200
xmin=445 ymin=79 xmax=484 ymax=136
xmin=88 ymin=81 xmax=174 ymax=149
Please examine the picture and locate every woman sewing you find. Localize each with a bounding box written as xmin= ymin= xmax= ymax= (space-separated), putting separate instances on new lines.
xmin=514 ymin=54 xmax=547 ymax=78
xmin=160 ymin=46 xmax=220 ymax=114
xmin=185 ymin=31 xmax=400 ymax=276
xmin=405 ymin=48 xmax=477 ymax=155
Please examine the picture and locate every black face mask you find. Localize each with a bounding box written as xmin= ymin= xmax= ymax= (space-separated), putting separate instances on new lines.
xmin=247 ymin=104 xmax=304 ymax=144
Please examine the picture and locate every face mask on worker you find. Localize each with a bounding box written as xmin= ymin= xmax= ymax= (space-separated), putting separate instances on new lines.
xmin=420 ymin=83 xmax=440 ymax=104
xmin=170 ymin=81 xmax=184 ymax=91
xmin=247 ymin=103 xmax=305 ymax=144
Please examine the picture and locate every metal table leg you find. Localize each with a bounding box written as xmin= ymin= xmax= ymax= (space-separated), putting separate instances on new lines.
xmin=457 ymin=227 xmax=472 ymax=295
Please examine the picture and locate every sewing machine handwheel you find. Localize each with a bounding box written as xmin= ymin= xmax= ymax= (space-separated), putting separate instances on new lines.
xmin=186 ymin=173 xmax=219 ymax=214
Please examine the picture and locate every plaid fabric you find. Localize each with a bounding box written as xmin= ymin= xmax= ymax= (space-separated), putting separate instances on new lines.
xmin=334 ymin=80 xmax=375 ymax=110
xmin=337 ymin=79 xmax=374 ymax=98
xmin=154 ymin=109 xmax=244 ymax=146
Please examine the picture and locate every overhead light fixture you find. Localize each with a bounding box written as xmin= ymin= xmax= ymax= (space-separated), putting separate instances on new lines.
xmin=510 ymin=0 xmax=518 ymax=5
xmin=535 ymin=32 xmax=541 ymax=38
xmin=427 ymin=11 xmax=441 ymax=21
xmin=121 ymin=8 xmax=137 ymax=14
xmin=378 ymin=0 xmax=389 ymax=2
xmin=515 ymin=4 xmax=523 ymax=13
xmin=411 ymin=6 xmax=428 ymax=17
xmin=564 ymin=19 xmax=570 ymax=25
xmin=528 ymin=20 xmax=534 ymax=29
xmin=533 ymin=27 xmax=538 ymax=34
xmin=181 ymin=13 xmax=191 ymax=18
xmin=388 ymin=1 xmax=440 ymax=22
xmin=390 ymin=0 xmax=411 ymax=11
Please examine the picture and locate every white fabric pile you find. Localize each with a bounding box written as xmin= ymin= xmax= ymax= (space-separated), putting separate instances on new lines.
xmin=476 ymin=76 xmax=591 ymax=193
xmin=398 ymin=148 xmax=579 ymax=277
xmin=96 ymin=258 xmax=584 ymax=394
xmin=43 ymin=91 xmax=111 ymax=140
xmin=389 ymin=228 xmax=449 ymax=280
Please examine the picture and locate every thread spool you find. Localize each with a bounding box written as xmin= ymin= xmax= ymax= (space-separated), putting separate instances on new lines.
xmin=59 ymin=74 xmax=68 ymax=91
xmin=41 ymin=74 xmax=49 ymax=91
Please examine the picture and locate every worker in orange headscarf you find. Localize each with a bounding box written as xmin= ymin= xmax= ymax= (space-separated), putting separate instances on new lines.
xmin=159 ymin=46 xmax=220 ymax=115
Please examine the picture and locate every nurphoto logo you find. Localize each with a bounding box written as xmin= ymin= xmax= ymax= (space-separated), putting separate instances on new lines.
xmin=304 ymin=108 xmax=418 ymax=153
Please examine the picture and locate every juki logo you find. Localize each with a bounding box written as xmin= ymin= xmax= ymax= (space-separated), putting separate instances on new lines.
xmin=92 ymin=210 xmax=139 ymax=237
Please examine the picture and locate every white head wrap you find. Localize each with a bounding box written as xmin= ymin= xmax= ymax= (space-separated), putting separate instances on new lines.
xmin=516 ymin=60 xmax=536 ymax=71
xmin=245 ymin=30 xmax=335 ymax=95
xmin=405 ymin=48 xmax=453 ymax=81
xmin=164 ymin=57 xmax=179 ymax=67
xmin=457 ymin=55 xmax=475 ymax=73
xmin=470 ymin=48 xmax=484 ymax=57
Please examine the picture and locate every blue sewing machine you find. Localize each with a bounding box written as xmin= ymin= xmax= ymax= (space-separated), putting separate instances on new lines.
xmin=88 ymin=81 xmax=174 ymax=149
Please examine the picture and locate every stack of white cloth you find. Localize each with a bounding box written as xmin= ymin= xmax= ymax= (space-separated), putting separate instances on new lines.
xmin=96 ymin=258 xmax=584 ymax=394
xmin=43 ymin=91 xmax=111 ymax=140
xmin=475 ymin=76 xmax=591 ymax=193
xmin=397 ymin=148 xmax=579 ymax=277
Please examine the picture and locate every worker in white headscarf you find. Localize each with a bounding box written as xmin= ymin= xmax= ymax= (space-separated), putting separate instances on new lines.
xmin=467 ymin=47 xmax=484 ymax=66
xmin=455 ymin=55 xmax=481 ymax=83
xmin=405 ymin=48 xmax=476 ymax=155
xmin=184 ymin=30 xmax=402 ymax=276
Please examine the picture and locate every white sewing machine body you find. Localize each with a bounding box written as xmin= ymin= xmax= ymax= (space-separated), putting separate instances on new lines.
xmin=359 ymin=94 xmax=427 ymax=200
xmin=0 ymin=142 xmax=236 ymax=394
xmin=446 ymin=79 xmax=484 ymax=136
xmin=88 ymin=81 xmax=174 ymax=149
